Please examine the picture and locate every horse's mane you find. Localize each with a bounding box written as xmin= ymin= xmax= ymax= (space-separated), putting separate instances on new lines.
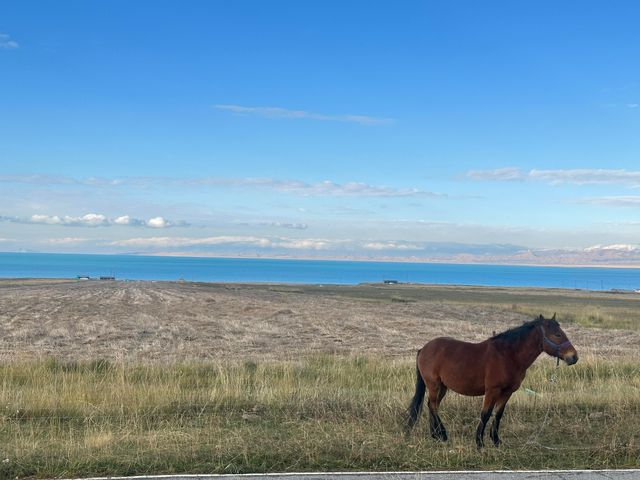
xmin=490 ymin=317 xmax=543 ymax=344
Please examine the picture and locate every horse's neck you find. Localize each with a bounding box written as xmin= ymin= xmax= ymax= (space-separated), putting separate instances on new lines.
xmin=513 ymin=328 xmax=544 ymax=370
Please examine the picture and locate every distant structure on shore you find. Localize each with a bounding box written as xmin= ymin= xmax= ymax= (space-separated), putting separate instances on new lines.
xmin=76 ymin=275 xmax=116 ymax=281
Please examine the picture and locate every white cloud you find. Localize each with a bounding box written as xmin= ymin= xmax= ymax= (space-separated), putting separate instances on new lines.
xmin=296 ymin=180 xmax=436 ymax=197
xmin=584 ymin=244 xmax=640 ymax=252
xmin=466 ymin=167 xmax=525 ymax=181
xmin=77 ymin=213 xmax=109 ymax=226
xmin=267 ymin=222 xmax=308 ymax=230
xmin=214 ymin=104 xmax=394 ymax=125
xmin=530 ymin=169 xmax=640 ymax=185
xmin=468 ymin=168 xmax=640 ymax=186
xmin=108 ymin=235 xmax=348 ymax=250
xmin=237 ymin=221 xmax=308 ymax=230
xmin=0 ymin=174 xmax=76 ymax=184
xmin=195 ymin=178 xmax=439 ymax=198
xmin=147 ymin=217 xmax=168 ymax=228
xmin=113 ymin=215 xmax=141 ymax=226
xmin=579 ymin=195 xmax=640 ymax=207
xmin=0 ymin=174 xmax=140 ymax=186
xmin=363 ymin=241 xmax=424 ymax=251
xmin=0 ymin=34 xmax=18 ymax=49
xmin=0 ymin=174 xmax=439 ymax=198
xmin=28 ymin=213 xmax=108 ymax=227
xmin=42 ymin=237 xmax=90 ymax=245
xmin=1 ymin=213 xmax=184 ymax=228
xmin=103 ymin=234 xmax=536 ymax=260
xmin=272 ymin=239 xmax=336 ymax=250
xmin=27 ymin=214 xmax=110 ymax=226
xmin=30 ymin=214 xmax=63 ymax=225
xmin=109 ymin=236 xmax=273 ymax=248
xmin=109 ymin=235 xmax=513 ymax=254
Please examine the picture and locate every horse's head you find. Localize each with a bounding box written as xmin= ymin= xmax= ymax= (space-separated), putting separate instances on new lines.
xmin=539 ymin=313 xmax=578 ymax=365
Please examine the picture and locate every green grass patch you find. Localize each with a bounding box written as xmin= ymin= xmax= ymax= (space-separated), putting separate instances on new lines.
xmin=1 ymin=356 xmax=639 ymax=478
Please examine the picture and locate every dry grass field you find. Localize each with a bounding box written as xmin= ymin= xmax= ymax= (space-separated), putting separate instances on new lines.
xmin=1 ymin=279 xmax=640 ymax=478
xmin=1 ymin=279 xmax=640 ymax=362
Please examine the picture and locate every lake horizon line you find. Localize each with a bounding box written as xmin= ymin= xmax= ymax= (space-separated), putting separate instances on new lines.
xmin=3 ymin=249 xmax=640 ymax=271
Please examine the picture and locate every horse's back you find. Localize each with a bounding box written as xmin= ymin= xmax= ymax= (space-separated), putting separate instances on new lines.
xmin=421 ymin=336 xmax=486 ymax=357
xmin=417 ymin=336 xmax=490 ymax=396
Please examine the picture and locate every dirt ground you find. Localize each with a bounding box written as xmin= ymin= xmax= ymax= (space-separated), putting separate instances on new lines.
xmin=0 ymin=279 xmax=638 ymax=362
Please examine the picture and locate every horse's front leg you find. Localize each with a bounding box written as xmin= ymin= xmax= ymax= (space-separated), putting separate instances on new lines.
xmin=476 ymin=388 xmax=499 ymax=449
xmin=489 ymin=392 xmax=513 ymax=447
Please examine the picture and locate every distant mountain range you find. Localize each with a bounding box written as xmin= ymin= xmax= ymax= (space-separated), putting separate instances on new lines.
xmin=428 ymin=244 xmax=640 ymax=267
xmin=151 ymin=243 xmax=640 ymax=268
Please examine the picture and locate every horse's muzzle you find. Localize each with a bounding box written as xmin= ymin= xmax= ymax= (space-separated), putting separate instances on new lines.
xmin=564 ymin=353 xmax=578 ymax=365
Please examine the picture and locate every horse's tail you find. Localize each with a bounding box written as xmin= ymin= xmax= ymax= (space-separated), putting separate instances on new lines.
xmin=405 ymin=348 xmax=426 ymax=435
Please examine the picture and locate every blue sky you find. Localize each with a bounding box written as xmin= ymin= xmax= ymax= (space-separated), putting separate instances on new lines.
xmin=2 ymin=1 xmax=640 ymax=261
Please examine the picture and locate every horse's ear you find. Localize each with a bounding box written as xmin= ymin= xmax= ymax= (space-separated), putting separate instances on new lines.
xmin=552 ymin=312 xmax=556 ymax=320
xmin=538 ymin=314 xmax=544 ymax=321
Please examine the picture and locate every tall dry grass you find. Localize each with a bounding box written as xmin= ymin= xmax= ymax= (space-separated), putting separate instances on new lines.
xmin=1 ymin=354 xmax=639 ymax=478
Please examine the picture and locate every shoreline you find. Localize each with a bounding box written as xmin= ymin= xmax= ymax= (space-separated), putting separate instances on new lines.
xmin=1 ymin=277 xmax=639 ymax=294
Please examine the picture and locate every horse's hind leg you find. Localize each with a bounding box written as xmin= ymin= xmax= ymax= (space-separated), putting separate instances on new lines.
xmin=427 ymin=380 xmax=448 ymax=441
xmin=405 ymin=360 xmax=427 ymax=436
xmin=434 ymin=384 xmax=448 ymax=440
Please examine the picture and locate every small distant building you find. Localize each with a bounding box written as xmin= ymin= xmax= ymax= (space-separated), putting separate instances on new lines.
xmin=77 ymin=275 xmax=91 ymax=281
xmin=99 ymin=276 xmax=116 ymax=281
xmin=383 ymin=279 xmax=399 ymax=285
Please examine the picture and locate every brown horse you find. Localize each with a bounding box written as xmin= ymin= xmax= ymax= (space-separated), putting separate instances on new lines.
xmin=405 ymin=314 xmax=578 ymax=448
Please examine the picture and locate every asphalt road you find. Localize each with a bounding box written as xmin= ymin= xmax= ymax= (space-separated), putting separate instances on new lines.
xmin=71 ymin=471 xmax=640 ymax=480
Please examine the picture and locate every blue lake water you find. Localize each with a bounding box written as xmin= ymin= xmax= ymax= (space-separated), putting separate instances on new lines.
xmin=1 ymin=252 xmax=639 ymax=291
